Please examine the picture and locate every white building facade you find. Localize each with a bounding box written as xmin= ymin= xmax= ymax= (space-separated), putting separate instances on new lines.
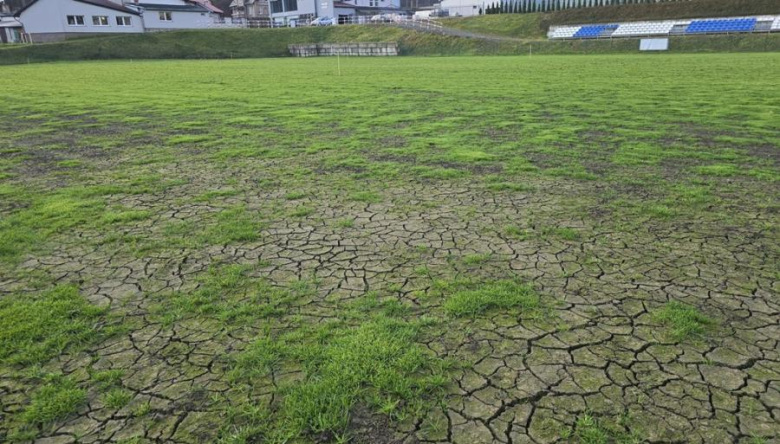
xmin=15 ymin=0 xmax=144 ymax=42
xmin=0 ymin=15 xmax=23 ymax=43
xmin=15 ymin=0 xmax=224 ymax=42
xmin=269 ymin=0 xmax=330 ymax=25
xmin=439 ymin=0 xmax=482 ymax=16
xmin=132 ymin=0 xmax=217 ymax=30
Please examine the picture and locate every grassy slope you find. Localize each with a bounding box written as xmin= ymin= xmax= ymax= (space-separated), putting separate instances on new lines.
xmin=1 ymin=0 xmax=779 ymax=65
xmin=0 ymin=26 xmax=525 ymax=64
xmin=0 ymin=28 xmax=777 ymax=65
xmin=443 ymin=0 xmax=780 ymax=39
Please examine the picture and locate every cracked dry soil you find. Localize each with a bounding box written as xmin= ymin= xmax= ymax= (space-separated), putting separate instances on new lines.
xmin=0 ymin=55 xmax=779 ymax=444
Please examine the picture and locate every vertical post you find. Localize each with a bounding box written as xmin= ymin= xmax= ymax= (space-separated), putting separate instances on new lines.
xmin=337 ymin=52 xmax=341 ymax=76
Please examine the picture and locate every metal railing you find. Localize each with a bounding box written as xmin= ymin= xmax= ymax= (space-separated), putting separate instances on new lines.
xmin=212 ymin=15 xmax=442 ymax=30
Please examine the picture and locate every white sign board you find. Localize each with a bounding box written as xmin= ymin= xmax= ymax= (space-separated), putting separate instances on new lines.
xmin=640 ymin=38 xmax=669 ymax=51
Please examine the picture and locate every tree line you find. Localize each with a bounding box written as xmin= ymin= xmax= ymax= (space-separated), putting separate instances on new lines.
xmin=482 ymin=0 xmax=690 ymax=14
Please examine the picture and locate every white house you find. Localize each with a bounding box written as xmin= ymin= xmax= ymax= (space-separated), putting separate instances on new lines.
xmin=268 ymin=0 xmax=404 ymax=25
xmin=340 ymin=0 xmax=400 ymax=9
xmin=15 ymin=0 xmax=224 ymax=42
xmin=230 ymin=0 xmax=269 ymax=20
xmin=0 ymin=1 xmax=23 ymax=43
xmin=0 ymin=15 xmax=23 ymax=43
xmin=15 ymin=0 xmax=144 ymax=42
xmin=129 ymin=0 xmax=217 ymax=30
xmin=268 ymin=0 xmax=327 ymax=25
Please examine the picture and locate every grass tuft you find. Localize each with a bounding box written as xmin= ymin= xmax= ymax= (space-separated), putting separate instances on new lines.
xmin=653 ymin=301 xmax=714 ymax=341
xmin=444 ymin=280 xmax=539 ymax=317
xmin=103 ymin=388 xmax=133 ymax=410
xmin=0 ymin=285 xmax=112 ymax=366
xmin=349 ymin=191 xmax=382 ymax=203
xmin=22 ymin=377 xmax=86 ymax=425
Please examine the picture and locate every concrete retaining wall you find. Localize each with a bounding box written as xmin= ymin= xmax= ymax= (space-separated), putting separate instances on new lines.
xmin=289 ymin=42 xmax=398 ymax=57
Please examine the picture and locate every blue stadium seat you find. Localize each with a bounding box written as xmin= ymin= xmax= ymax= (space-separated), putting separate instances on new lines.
xmin=686 ymin=18 xmax=757 ymax=34
xmin=573 ymin=24 xmax=618 ymax=39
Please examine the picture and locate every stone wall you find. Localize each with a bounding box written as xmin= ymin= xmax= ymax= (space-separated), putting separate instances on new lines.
xmin=289 ymin=42 xmax=399 ymax=57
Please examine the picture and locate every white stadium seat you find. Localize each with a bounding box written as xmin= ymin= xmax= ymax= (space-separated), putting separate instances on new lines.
xmin=549 ymin=26 xmax=581 ymax=39
xmin=612 ymin=21 xmax=676 ymax=37
xmin=549 ymin=15 xmax=780 ymax=40
xmin=772 ymin=16 xmax=780 ymax=31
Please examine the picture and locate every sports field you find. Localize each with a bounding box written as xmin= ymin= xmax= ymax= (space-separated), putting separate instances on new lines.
xmin=0 ymin=54 xmax=778 ymax=444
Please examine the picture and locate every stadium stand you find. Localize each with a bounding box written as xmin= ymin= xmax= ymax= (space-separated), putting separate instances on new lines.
xmin=549 ymin=15 xmax=780 ymax=40
xmin=612 ymin=21 xmax=677 ymax=37
xmin=549 ymin=26 xmax=581 ymax=39
xmin=772 ymin=16 xmax=780 ymax=31
xmin=573 ymin=24 xmax=619 ymax=39
xmin=685 ymin=18 xmax=757 ymax=34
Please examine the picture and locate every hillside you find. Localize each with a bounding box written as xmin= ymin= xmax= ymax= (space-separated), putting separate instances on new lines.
xmin=0 ymin=27 xmax=527 ymax=64
xmin=444 ymin=0 xmax=780 ymax=39
xmin=1 ymin=25 xmax=777 ymax=65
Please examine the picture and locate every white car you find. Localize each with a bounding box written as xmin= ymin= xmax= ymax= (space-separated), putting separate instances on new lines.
xmin=310 ymin=16 xmax=336 ymax=26
xmin=370 ymin=14 xmax=393 ymax=23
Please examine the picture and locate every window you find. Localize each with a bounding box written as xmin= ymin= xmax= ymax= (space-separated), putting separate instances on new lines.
xmin=92 ymin=15 xmax=109 ymax=26
xmin=271 ymin=0 xmax=297 ymax=13
xmin=369 ymin=0 xmax=378 ymax=6
xmin=66 ymin=15 xmax=85 ymax=26
xmin=159 ymin=11 xmax=173 ymax=21
xmin=116 ymin=16 xmax=132 ymax=26
xmin=282 ymin=0 xmax=297 ymax=11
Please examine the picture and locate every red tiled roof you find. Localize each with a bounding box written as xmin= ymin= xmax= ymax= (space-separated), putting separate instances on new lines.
xmin=189 ymin=0 xmax=224 ymax=14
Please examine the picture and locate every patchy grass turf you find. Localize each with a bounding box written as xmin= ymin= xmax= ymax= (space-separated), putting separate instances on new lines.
xmin=653 ymin=301 xmax=715 ymax=342
xmin=0 ymin=54 xmax=778 ymax=444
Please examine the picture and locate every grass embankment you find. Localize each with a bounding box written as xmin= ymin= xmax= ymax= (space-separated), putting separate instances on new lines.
xmin=0 ymin=26 xmax=501 ymax=64
xmin=444 ymin=0 xmax=780 ymax=39
xmin=0 ymin=25 xmax=778 ymax=65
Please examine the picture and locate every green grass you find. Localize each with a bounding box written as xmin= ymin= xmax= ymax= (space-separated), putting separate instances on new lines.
xmin=0 ymin=189 xmax=105 ymax=262
xmin=349 ymin=191 xmax=382 ymax=203
xmin=279 ymin=318 xmax=446 ymax=437
xmin=543 ymin=227 xmax=580 ymax=241
xmin=0 ymin=285 xmax=115 ymax=367
xmin=200 ymin=206 xmax=263 ymax=244
xmin=653 ymin=301 xmax=715 ymax=341
xmin=290 ymin=206 xmax=315 ymax=217
xmin=91 ymin=369 xmax=125 ymax=390
xmin=225 ymin=311 xmax=448 ymax=442
xmin=570 ymin=413 xmax=641 ymax=444
xmin=462 ymin=253 xmax=491 ymax=265
xmin=695 ymin=164 xmax=739 ymax=176
xmin=152 ymin=264 xmax=295 ymax=326
xmin=103 ymin=388 xmax=133 ymax=410
xmin=285 ymin=191 xmax=307 ymax=200
xmin=100 ymin=209 xmax=152 ymax=225
xmin=443 ymin=280 xmax=540 ymax=317
xmin=0 ymin=54 xmax=777 ymax=444
xmin=334 ymin=218 xmax=355 ymax=228
xmin=486 ymin=181 xmax=534 ymax=192
xmin=21 ymin=376 xmax=86 ymax=426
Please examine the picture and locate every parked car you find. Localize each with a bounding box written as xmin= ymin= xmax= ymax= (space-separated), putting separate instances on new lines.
xmin=310 ymin=16 xmax=336 ymax=26
xmin=370 ymin=14 xmax=393 ymax=23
